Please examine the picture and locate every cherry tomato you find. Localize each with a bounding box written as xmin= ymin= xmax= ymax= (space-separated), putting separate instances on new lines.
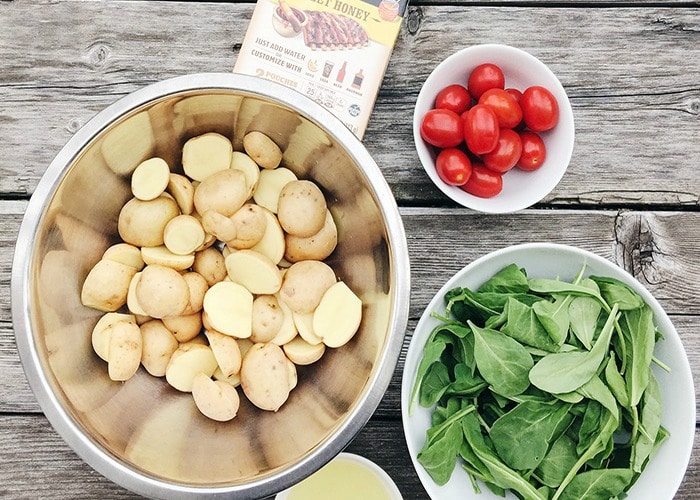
xmin=435 ymin=84 xmax=472 ymax=115
xmin=460 ymin=164 xmax=503 ymax=198
xmin=505 ymin=88 xmax=522 ymax=103
xmin=478 ymin=88 xmax=523 ymax=129
xmin=517 ymin=131 xmax=547 ymax=171
xmin=467 ymin=63 xmax=505 ymax=100
xmin=420 ymin=108 xmax=464 ymax=148
xmin=482 ymin=128 xmax=523 ymax=173
xmin=521 ymin=86 xmax=559 ymax=132
xmin=462 ymin=104 xmax=499 ymax=155
xmin=435 ymin=148 xmax=472 ymax=186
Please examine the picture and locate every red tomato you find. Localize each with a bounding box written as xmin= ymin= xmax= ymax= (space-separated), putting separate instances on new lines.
xmin=435 ymin=148 xmax=472 ymax=186
xmin=467 ymin=63 xmax=505 ymax=100
xmin=517 ymin=131 xmax=547 ymax=171
xmin=460 ymin=164 xmax=503 ymax=198
xmin=462 ymin=105 xmax=499 ymax=155
xmin=478 ymin=88 xmax=523 ymax=129
xmin=420 ymin=108 xmax=464 ymax=148
xmin=435 ymin=84 xmax=472 ymax=115
xmin=505 ymin=88 xmax=522 ymax=103
xmin=482 ymin=128 xmax=523 ymax=173
xmin=521 ymin=86 xmax=559 ymax=132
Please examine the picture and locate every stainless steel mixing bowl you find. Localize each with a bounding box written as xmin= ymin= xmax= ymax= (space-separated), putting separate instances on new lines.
xmin=11 ymin=73 xmax=410 ymax=499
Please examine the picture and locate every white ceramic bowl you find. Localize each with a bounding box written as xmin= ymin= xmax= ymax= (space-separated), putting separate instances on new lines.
xmin=413 ymin=44 xmax=575 ymax=213
xmin=275 ymin=452 xmax=402 ymax=499
xmin=401 ymin=243 xmax=694 ymax=499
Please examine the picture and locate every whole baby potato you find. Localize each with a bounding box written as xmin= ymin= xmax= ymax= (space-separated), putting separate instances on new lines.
xmin=140 ymin=319 xmax=179 ymax=377
xmin=192 ymin=247 xmax=227 ymax=286
xmin=181 ymin=271 xmax=208 ymax=315
xmin=135 ymin=264 xmax=190 ymax=319
xmin=191 ymin=373 xmax=241 ymax=422
xmin=251 ymin=295 xmax=284 ymax=343
xmin=284 ymin=209 xmax=337 ymax=262
xmin=240 ymin=342 xmax=290 ymax=411
xmin=243 ymin=131 xmax=282 ymax=170
xmin=200 ymin=210 xmax=238 ymax=244
xmin=81 ymin=259 xmax=137 ymax=312
xmin=279 ymin=260 xmax=337 ymax=314
xmin=107 ymin=321 xmax=143 ymax=382
xmin=118 ymin=195 xmax=180 ymax=247
xmin=162 ymin=313 xmax=203 ymax=343
xmin=277 ymin=180 xmax=327 ymax=237
xmin=193 ymin=168 xmax=248 ymax=217
xmin=228 ymin=203 xmax=267 ymax=249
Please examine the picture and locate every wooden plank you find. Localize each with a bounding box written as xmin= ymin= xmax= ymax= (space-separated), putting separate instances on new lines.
xmin=4 ymin=207 xmax=700 ymax=411
xmin=0 ymin=412 xmax=698 ymax=499
xmin=0 ymin=2 xmax=698 ymax=207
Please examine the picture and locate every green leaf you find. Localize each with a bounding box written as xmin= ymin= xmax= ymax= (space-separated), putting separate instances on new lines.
xmin=568 ymin=278 xmax=603 ymax=349
xmin=418 ymin=404 xmax=475 ymax=485
xmin=528 ymin=278 xmax=608 ymax=311
xmin=558 ymin=468 xmax=634 ymax=500
xmin=470 ymin=321 xmax=534 ymax=397
xmin=632 ymin=368 xmax=663 ymax=473
xmin=529 ymin=304 xmax=618 ymax=394
xmin=552 ymin=411 xmax=619 ymax=500
xmin=620 ymin=304 xmax=656 ymax=407
xmin=478 ymin=263 xmax=530 ymax=294
xmin=501 ymin=297 xmax=560 ymax=352
xmin=419 ymin=363 xmax=451 ymax=408
xmin=535 ymin=434 xmax=579 ymax=488
xmin=590 ymin=276 xmax=645 ymax=311
xmin=533 ymin=295 xmax=573 ymax=345
xmin=604 ymin=354 xmax=630 ymax=408
xmin=576 ymin=374 xmax=619 ymax=422
xmin=490 ymin=400 xmax=573 ymax=471
xmin=461 ymin=412 xmax=546 ymax=500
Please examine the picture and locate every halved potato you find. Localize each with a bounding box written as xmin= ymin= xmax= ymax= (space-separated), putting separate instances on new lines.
xmin=225 ymin=249 xmax=282 ymax=295
xmin=313 ymin=281 xmax=362 ymax=348
xmin=202 ymin=281 xmax=253 ymax=338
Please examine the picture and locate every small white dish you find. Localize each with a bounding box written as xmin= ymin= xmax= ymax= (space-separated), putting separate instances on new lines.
xmin=413 ymin=44 xmax=575 ymax=213
xmin=275 ymin=452 xmax=402 ymax=500
xmin=401 ymin=243 xmax=695 ymax=499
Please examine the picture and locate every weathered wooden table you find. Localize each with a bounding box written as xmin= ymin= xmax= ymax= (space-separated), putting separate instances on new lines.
xmin=1 ymin=0 xmax=699 ymax=498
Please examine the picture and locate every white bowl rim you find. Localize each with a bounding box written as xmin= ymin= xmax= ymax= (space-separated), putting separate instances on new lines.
xmin=413 ymin=44 xmax=575 ymax=213
xmin=275 ymin=452 xmax=402 ymax=499
xmin=401 ymin=242 xmax=695 ymax=499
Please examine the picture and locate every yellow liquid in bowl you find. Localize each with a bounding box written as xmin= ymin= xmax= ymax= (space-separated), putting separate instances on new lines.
xmin=286 ymin=456 xmax=395 ymax=500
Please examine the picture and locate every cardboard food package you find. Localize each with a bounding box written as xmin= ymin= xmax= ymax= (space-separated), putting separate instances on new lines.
xmin=234 ymin=0 xmax=408 ymax=139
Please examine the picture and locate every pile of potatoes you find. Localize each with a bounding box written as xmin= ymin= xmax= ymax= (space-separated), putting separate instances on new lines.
xmin=80 ymin=131 xmax=363 ymax=422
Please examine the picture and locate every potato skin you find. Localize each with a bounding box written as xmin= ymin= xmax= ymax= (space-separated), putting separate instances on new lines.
xmin=81 ymin=259 xmax=137 ymax=312
xmin=277 ymin=180 xmax=327 ymax=237
xmin=284 ymin=210 xmax=337 ymax=262
xmin=240 ymin=343 xmax=290 ymax=411
xmin=193 ymin=169 xmax=248 ymax=217
xmin=118 ymin=195 xmax=180 ymax=247
xmin=279 ymin=260 xmax=337 ymax=314
xmin=135 ymin=264 xmax=190 ymax=319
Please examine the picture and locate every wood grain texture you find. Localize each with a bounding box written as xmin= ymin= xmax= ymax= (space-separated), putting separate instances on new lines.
xmin=0 ymin=2 xmax=698 ymax=206
xmin=2 ymin=0 xmax=699 ymax=497
xmin=0 ymin=412 xmax=698 ymax=499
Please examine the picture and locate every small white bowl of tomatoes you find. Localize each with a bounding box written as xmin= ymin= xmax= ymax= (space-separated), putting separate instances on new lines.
xmin=413 ymin=44 xmax=575 ymax=213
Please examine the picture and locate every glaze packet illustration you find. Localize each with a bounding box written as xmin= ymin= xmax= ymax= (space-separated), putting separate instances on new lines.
xmin=233 ymin=0 xmax=408 ymax=139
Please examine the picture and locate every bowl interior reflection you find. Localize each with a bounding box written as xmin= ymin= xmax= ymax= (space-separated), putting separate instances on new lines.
xmin=22 ymin=77 xmax=404 ymax=494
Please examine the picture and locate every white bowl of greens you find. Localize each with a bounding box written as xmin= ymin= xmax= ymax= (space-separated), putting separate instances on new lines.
xmin=401 ymin=243 xmax=694 ymax=500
